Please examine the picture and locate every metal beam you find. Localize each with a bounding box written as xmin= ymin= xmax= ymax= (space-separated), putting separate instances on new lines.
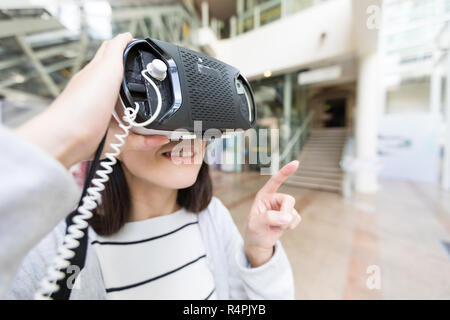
xmin=0 ymin=87 xmax=49 ymax=106
xmin=111 ymin=6 xmax=185 ymax=22
xmin=164 ymin=16 xmax=181 ymax=42
xmin=0 ymin=42 xmax=78 ymax=70
xmin=138 ymin=19 xmax=150 ymax=38
xmin=71 ymin=6 xmax=89 ymax=75
xmin=128 ymin=19 xmax=138 ymax=36
xmin=0 ymin=18 xmax=62 ymax=39
xmin=182 ymin=0 xmax=198 ymax=18
xmin=0 ymin=59 xmax=74 ymax=90
xmin=15 ymin=35 xmax=60 ymax=97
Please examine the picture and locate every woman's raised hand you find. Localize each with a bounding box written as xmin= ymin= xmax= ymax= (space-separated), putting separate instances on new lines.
xmin=16 ymin=32 xmax=168 ymax=168
xmin=243 ymin=160 xmax=301 ymax=267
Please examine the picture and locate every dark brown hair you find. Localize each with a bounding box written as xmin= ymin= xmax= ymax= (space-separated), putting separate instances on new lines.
xmin=87 ymin=160 xmax=212 ymax=236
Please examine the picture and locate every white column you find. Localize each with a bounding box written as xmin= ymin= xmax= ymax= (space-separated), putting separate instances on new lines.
xmin=355 ymin=53 xmax=380 ymax=194
xmin=201 ymin=1 xmax=209 ymax=28
xmin=443 ymin=50 xmax=450 ymax=190
xmin=430 ymin=70 xmax=442 ymax=115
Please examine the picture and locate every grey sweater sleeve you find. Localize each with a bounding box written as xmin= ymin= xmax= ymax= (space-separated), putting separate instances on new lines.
xmin=0 ymin=126 xmax=80 ymax=296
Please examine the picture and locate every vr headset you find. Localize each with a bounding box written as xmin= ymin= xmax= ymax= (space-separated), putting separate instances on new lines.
xmin=115 ymin=38 xmax=257 ymax=139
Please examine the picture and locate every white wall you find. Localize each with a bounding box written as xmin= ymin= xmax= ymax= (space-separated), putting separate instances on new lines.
xmin=378 ymin=113 xmax=440 ymax=183
xmin=386 ymin=82 xmax=430 ymax=114
xmin=211 ymin=0 xmax=355 ymax=79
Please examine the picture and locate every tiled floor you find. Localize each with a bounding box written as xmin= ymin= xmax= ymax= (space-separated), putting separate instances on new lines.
xmin=211 ymin=169 xmax=450 ymax=300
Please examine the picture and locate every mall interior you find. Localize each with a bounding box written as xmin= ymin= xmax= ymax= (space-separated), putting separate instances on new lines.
xmin=0 ymin=0 xmax=449 ymax=299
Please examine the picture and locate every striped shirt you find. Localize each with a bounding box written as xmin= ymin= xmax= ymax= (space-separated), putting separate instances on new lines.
xmin=91 ymin=209 xmax=217 ymax=300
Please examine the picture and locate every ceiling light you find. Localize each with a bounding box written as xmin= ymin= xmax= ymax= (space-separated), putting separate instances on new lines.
xmin=263 ymin=70 xmax=272 ymax=78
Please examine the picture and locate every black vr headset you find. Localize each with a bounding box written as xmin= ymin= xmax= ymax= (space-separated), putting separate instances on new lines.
xmin=115 ymin=38 xmax=257 ymax=138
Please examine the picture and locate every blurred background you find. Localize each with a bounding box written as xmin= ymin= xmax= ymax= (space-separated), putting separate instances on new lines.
xmin=0 ymin=0 xmax=449 ymax=299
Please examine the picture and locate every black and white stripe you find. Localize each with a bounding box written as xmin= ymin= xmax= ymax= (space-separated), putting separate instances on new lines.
xmin=91 ymin=221 xmax=198 ymax=246
xmin=92 ymin=209 xmax=217 ymax=300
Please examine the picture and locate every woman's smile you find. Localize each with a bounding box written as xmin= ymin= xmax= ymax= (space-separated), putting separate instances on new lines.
xmin=158 ymin=140 xmax=202 ymax=164
xmin=161 ymin=150 xmax=197 ymax=163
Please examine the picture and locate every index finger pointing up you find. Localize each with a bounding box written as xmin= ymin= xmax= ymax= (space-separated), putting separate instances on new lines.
xmin=259 ymin=160 xmax=300 ymax=194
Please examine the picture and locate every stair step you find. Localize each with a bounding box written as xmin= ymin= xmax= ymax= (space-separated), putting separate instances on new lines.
xmin=300 ymin=156 xmax=342 ymax=161
xmin=284 ymin=180 xmax=341 ymax=193
xmin=288 ymin=175 xmax=342 ymax=186
xmin=301 ymin=155 xmax=342 ymax=160
xmin=310 ymin=135 xmax=348 ymax=139
xmin=294 ymin=171 xmax=343 ymax=179
xmin=298 ymin=165 xmax=343 ymax=173
xmin=306 ymin=141 xmax=346 ymax=144
xmin=300 ymin=161 xmax=341 ymax=166
xmin=310 ymin=132 xmax=347 ymax=135
xmin=301 ymin=165 xmax=341 ymax=170
xmin=301 ymin=149 xmax=343 ymax=153
xmin=309 ymin=133 xmax=348 ymax=137
xmin=308 ymin=136 xmax=347 ymax=140
xmin=311 ymin=128 xmax=348 ymax=134
xmin=307 ymin=143 xmax=346 ymax=147
xmin=301 ymin=159 xmax=341 ymax=165
xmin=303 ymin=146 xmax=344 ymax=150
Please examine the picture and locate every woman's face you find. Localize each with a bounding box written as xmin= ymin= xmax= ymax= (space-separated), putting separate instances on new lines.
xmin=119 ymin=138 xmax=206 ymax=189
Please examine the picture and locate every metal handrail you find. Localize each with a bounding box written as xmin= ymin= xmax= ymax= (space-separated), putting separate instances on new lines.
xmin=280 ymin=109 xmax=315 ymax=162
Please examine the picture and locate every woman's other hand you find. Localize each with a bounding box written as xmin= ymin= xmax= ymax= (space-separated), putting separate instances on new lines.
xmin=16 ymin=33 xmax=135 ymax=168
xmin=244 ymin=160 xmax=301 ymax=267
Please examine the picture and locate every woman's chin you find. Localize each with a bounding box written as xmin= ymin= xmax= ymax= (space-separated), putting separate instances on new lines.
xmin=148 ymin=175 xmax=197 ymax=190
xmin=143 ymin=159 xmax=201 ymax=189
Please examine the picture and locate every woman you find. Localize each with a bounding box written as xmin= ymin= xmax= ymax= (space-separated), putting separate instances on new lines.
xmin=1 ymin=33 xmax=301 ymax=299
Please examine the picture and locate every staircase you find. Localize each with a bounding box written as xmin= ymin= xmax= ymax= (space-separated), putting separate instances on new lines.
xmin=286 ymin=128 xmax=348 ymax=193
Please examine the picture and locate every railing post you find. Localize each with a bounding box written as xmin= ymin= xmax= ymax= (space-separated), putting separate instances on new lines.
xmin=211 ymin=18 xmax=221 ymax=38
xmin=253 ymin=6 xmax=260 ymax=29
xmin=283 ymin=73 xmax=293 ymax=160
xmin=201 ymin=1 xmax=209 ymax=28
xmin=281 ymin=0 xmax=288 ymax=18
xmin=230 ymin=15 xmax=237 ymax=38
xmin=237 ymin=0 xmax=244 ymax=34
